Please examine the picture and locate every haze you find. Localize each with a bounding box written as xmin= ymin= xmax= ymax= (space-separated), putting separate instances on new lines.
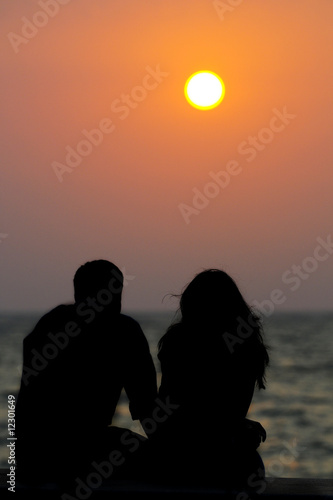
xmin=1 ymin=0 xmax=332 ymax=314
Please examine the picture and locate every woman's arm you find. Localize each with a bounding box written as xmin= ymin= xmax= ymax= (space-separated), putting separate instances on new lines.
xmin=238 ymin=418 xmax=266 ymax=448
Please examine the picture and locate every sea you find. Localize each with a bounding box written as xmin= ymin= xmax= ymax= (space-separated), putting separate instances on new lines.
xmin=0 ymin=310 xmax=332 ymax=478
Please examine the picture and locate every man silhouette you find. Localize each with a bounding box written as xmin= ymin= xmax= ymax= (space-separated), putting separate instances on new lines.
xmin=16 ymin=260 xmax=157 ymax=483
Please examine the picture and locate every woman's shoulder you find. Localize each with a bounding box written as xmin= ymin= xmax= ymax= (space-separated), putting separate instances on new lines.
xmin=158 ymin=323 xmax=185 ymax=357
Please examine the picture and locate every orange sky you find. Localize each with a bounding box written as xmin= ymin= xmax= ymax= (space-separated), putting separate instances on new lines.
xmin=0 ymin=0 xmax=332 ymax=312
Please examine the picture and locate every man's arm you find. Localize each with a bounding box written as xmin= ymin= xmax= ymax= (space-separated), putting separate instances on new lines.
xmin=121 ymin=317 xmax=158 ymax=424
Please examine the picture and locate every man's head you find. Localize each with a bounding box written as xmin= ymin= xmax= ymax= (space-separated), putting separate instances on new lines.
xmin=73 ymin=260 xmax=123 ymax=312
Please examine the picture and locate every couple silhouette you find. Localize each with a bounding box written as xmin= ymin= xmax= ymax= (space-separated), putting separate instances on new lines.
xmin=16 ymin=260 xmax=269 ymax=488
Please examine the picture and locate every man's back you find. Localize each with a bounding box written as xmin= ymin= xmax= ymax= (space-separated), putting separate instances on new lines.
xmin=16 ymin=303 xmax=157 ymax=479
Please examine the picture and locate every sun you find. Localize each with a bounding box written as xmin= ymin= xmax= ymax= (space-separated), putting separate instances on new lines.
xmin=184 ymin=71 xmax=225 ymax=110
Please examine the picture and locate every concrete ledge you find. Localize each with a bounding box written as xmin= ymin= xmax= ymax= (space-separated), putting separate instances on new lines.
xmin=1 ymin=469 xmax=333 ymax=499
xmin=261 ymin=478 xmax=333 ymax=499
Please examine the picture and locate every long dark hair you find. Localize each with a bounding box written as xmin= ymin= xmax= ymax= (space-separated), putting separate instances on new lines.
xmin=158 ymin=269 xmax=270 ymax=389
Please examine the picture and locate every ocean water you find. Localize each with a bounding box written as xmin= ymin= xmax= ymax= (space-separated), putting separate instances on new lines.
xmin=0 ymin=310 xmax=332 ymax=478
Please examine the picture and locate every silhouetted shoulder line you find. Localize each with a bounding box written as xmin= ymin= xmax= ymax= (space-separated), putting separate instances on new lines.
xmin=24 ymin=304 xmax=74 ymax=339
xmin=118 ymin=313 xmax=141 ymax=328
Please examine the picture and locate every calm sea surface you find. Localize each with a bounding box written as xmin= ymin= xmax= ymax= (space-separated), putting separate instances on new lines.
xmin=0 ymin=310 xmax=332 ymax=478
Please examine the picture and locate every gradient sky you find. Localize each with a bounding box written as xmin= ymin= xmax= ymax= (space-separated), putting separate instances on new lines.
xmin=1 ymin=0 xmax=332 ymax=313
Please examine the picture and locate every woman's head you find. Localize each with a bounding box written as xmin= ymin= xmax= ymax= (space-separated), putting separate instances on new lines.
xmin=169 ymin=269 xmax=270 ymax=389
xmin=179 ymin=269 xmax=250 ymax=327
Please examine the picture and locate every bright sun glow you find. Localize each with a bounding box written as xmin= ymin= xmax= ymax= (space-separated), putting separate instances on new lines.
xmin=184 ymin=71 xmax=225 ymax=110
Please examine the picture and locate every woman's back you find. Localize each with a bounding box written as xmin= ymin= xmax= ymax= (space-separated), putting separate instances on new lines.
xmin=150 ymin=269 xmax=269 ymax=485
xmin=158 ymin=321 xmax=261 ymax=432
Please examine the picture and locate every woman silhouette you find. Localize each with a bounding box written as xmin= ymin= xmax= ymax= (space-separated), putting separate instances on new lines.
xmin=153 ymin=269 xmax=270 ymax=486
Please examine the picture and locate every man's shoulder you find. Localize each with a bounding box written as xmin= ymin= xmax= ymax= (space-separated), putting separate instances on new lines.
xmin=37 ymin=304 xmax=75 ymax=325
xmin=44 ymin=304 xmax=74 ymax=318
xmin=117 ymin=314 xmax=151 ymax=344
xmin=24 ymin=304 xmax=74 ymax=342
xmin=118 ymin=313 xmax=141 ymax=330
